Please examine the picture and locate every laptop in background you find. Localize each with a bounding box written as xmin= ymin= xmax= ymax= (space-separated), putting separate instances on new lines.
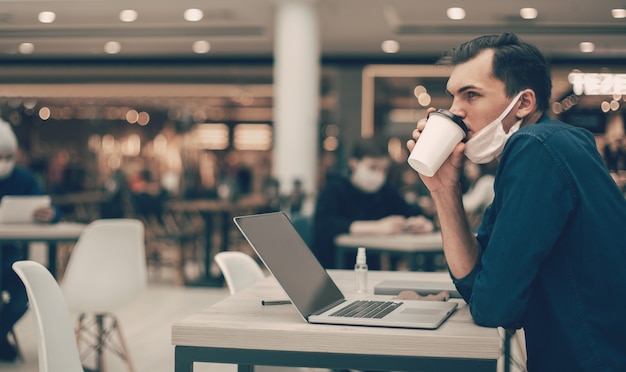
xmin=233 ymin=212 xmax=457 ymax=329
xmin=374 ymin=280 xmax=462 ymax=299
xmin=0 ymin=195 xmax=51 ymax=224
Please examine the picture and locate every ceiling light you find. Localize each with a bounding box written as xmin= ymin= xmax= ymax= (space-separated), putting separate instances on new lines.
xmin=611 ymin=8 xmax=626 ymax=18
xmin=104 ymin=41 xmax=122 ymax=54
xmin=446 ymin=7 xmax=466 ymax=20
xmin=579 ymin=42 xmax=595 ymax=53
xmin=38 ymin=11 xmax=56 ymax=23
xmin=520 ymin=8 xmax=538 ymax=20
xmin=119 ymin=10 xmax=138 ymax=22
xmin=381 ymin=40 xmax=400 ymax=53
xmin=184 ymin=8 xmax=204 ymax=22
xmin=192 ymin=40 xmax=211 ymax=54
xmin=18 ymin=43 xmax=34 ymax=54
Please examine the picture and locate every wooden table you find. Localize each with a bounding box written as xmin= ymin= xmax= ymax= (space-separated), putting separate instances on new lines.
xmin=166 ymin=194 xmax=269 ymax=286
xmin=0 ymin=222 xmax=86 ymax=277
xmin=172 ymin=270 xmax=501 ymax=371
xmin=335 ymin=232 xmax=444 ymax=271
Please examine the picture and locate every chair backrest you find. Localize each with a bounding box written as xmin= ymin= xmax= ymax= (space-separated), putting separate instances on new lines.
xmin=12 ymin=260 xmax=84 ymax=372
xmin=214 ymin=251 xmax=266 ymax=295
xmin=61 ymin=218 xmax=147 ymax=312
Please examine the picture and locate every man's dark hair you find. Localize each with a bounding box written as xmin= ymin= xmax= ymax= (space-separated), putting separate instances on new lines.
xmin=437 ymin=33 xmax=552 ymax=113
xmin=351 ymin=137 xmax=389 ymax=160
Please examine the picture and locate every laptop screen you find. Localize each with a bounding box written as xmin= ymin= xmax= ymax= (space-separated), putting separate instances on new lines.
xmin=234 ymin=212 xmax=345 ymax=318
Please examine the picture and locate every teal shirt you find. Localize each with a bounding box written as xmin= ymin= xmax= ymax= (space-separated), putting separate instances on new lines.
xmin=454 ymin=116 xmax=626 ymax=371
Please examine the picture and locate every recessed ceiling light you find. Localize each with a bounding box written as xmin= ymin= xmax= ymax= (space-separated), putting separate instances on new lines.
xmin=611 ymin=8 xmax=626 ymax=18
xmin=520 ymin=8 xmax=538 ymax=20
xmin=579 ymin=41 xmax=595 ymax=53
xmin=18 ymin=43 xmax=34 ymax=54
xmin=38 ymin=11 xmax=56 ymax=24
xmin=446 ymin=7 xmax=466 ymax=20
xmin=184 ymin=8 xmax=204 ymax=22
xmin=381 ymin=40 xmax=400 ymax=54
xmin=192 ymin=40 xmax=211 ymax=54
xmin=119 ymin=10 xmax=138 ymax=22
xmin=104 ymin=41 xmax=122 ymax=54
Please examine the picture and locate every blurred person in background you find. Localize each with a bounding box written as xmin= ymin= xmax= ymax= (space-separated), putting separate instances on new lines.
xmin=0 ymin=119 xmax=59 ymax=362
xmin=602 ymin=137 xmax=624 ymax=173
xmin=312 ymin=137 xmax=433 ymax=270
xmin=408 ymin=33 xmax=626 ymax=371
xmin=460 ymin=160 xmax=496 ymax=231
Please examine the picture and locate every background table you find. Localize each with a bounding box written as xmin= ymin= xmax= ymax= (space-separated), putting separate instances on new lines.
xmin=172 ymin=270 xmax=501 ymax=372
xmin=0 ymin=222 xmax=86 ymax=277
xmin=166 ymin=194 xmax=269 ymax=286
xmin=335 ymin=232 xmax=443 ymax=271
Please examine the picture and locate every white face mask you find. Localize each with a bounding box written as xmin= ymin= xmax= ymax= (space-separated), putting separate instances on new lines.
xmin=464 ymin=92 xmax=523 ymax=164
xmin=0 ymin=159 xmax=15 ymax=180
xmin=351 ymin=162 xmax=386 ymax=193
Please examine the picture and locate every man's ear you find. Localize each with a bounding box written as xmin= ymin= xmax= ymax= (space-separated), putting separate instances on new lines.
xmin=516 ymin=89 xmax=537 ymax=119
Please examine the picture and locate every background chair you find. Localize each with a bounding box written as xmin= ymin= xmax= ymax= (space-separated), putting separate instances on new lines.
xmin=12 ymin=260 xmax=84 ymax=372
xmin=214 ymin=251 xmax=265 ymax=295
xmin=61 ymin=218 xmax=147 ymax=372
xmin=214 ymin=251 xmax=321 ymax=372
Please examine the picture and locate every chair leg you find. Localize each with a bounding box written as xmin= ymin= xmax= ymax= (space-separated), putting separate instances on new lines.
xmin=75 ymin=313 xmax=136 ymax=372
xmin=111 ymin=316 xmax=136 ymax=372
xmin=7 ymin=329 xmax=23 ymax=362
xmin=95 ymin=315 xmax=106 ymax=372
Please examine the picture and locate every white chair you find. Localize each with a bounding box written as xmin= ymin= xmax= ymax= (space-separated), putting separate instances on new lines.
xmin=61 ymin=218 xmax=147 ymax=372
xmin=12 ymin=260 xmax=84 ymax=372
xmin=214 ymin=251 xmax=321 ymax=372
xmin=214 ymin=251 xmax=265 ymax=295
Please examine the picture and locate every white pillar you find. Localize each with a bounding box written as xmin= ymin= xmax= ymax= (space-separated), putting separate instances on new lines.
xmin=273 ymin=0 xmax=319 ymax=197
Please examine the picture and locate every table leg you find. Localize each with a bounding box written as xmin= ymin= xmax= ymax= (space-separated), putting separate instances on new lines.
xmin=503 ymin=329 xmax=513 ymax=372
xmin=174 ymin=347 xmax=194 ymax=372
xmin=220 ymin=211 xmax=230 ymax=253
xmin=184 ymin=212 xmax=223 ymax=287
xmin=47 ymin=242 xmax=58 ymax=278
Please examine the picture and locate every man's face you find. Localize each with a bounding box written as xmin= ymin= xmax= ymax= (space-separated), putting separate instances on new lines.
xmin=446 ymin=49 xmax=519 ymax=139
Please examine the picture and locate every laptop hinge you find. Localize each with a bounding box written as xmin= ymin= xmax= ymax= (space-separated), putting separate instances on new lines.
xmin=309 ymin=298 xmax=347 ymax=317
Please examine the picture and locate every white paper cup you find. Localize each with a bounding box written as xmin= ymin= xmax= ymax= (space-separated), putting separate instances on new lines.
xmin=407 ymin=109 xmax=467 ymax=177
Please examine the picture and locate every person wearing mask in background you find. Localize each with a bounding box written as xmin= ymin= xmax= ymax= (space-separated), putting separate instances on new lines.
xmin=312 ymin=137 xmax=433 ymax=270
xmin=408 ymin=33 xmax=626 ymax=371
xmin=0 ymin=120 xmax=59 ymax=362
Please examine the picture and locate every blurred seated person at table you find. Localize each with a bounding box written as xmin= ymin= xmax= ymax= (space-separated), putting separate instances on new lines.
xmin=461 ymin=160 xmax=496 ymax=231
xmin=128 ymin=168 xmax=169 ymax=222
xmin=312 ymin=138 xmax=434 ymax=270
xmin=0 ymin=120 xmax=59 ymax=362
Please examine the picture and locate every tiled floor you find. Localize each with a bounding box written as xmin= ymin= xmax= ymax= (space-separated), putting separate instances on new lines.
xmin=1 ymin=281 xmax=236 ymax=372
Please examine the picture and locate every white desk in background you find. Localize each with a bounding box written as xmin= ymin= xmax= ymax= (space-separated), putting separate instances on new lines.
xmin=335 ymin=232 xmax=444 ymax=271
xmin=172 ymin=270 xmax=501 ymax=372
xmin=0 ymin=222 xmax=86 ymax=277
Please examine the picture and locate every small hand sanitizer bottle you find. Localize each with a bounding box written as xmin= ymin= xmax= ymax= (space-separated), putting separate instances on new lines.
xmin=354 ymin=247 xmax=368 ymax=293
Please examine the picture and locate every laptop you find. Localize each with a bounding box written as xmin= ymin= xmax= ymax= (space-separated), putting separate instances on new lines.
xmin=0 ymin=195 xmax=51 ymax=224
xmin=233 ymin=212 xmax=458 ymax=329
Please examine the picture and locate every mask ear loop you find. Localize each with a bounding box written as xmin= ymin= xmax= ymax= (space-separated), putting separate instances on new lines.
xmin=498 ymin=92 xmax=524 ymax=123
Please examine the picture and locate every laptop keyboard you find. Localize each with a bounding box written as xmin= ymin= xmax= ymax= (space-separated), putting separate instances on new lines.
xmin=330 ymin=300 xmax=403 ymax=319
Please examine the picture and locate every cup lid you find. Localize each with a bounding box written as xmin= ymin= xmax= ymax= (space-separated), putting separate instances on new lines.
xmin=428 ymin=109 xmax=468 ymax=142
